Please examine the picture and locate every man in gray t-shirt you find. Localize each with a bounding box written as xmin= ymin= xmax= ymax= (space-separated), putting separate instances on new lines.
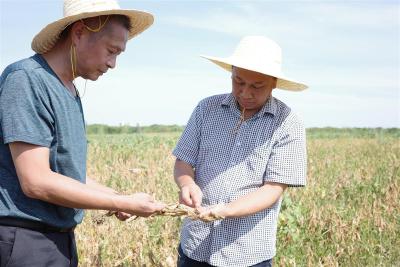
xmin=0 ymin=1 xmax=164 ymax=266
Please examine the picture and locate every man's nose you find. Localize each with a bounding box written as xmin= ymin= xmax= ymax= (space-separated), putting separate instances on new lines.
xmin=240 ymin=84 xmax=252 ymax=98
xmin=107 ymin=56 xmax=116 ymax=69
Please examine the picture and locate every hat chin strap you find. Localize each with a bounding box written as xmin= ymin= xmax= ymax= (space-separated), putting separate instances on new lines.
xmin=69 ymin=43 xmax=81 ymax=97
xmin=233 ymin=107 xmax=246 ymax=135
xmin=70 ymin=44 xmax=77 ymax=81
xmin=80 ymin=15 xmax=110 ymax=33
xmin=69 ymin=44 xmax=88 ymax=98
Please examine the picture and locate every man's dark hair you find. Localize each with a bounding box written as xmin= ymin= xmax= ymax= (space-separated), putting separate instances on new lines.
xmin=100 ymin=14 xmax=132 ymax=32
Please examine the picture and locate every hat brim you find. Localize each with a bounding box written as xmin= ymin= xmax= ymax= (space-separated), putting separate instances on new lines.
xmin=32 ymin=9 xmax=154 ymax=54
xmin=201 ymin=55 xmax=308 ymax=91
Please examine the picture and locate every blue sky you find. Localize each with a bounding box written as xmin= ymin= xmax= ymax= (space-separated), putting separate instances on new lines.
xmin=1 ymin=0 xmax=399 ymax=127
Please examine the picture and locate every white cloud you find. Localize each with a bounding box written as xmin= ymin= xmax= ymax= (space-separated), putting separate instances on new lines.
xmin=164 ymin=2 xmax=399 ymax=37
xmin=296 ymin=2 xmax=399 ymax=29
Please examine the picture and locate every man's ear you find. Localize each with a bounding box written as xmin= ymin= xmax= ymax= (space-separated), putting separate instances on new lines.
xmin=273 ymin=77 xmax=278 ymax=88
xmin=70 ymin=21 xmax=85 ymax=43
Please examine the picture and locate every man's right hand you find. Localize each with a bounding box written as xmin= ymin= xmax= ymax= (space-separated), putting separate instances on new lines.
xmin=119 ymin=192 xmax=165 ymax=217
xmin=179 ymin=182 xmax=203 ymax=208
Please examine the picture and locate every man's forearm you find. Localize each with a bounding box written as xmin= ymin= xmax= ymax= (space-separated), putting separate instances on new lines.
xmin=86 ymin=177 xmax=118 ymax=195
xmin=223 ymin=182 xmax=287 ymax=218
xmin=174 ymin=159 xmax=195 ymax=188
xmin=25 ymin=170 xmax=126 ymax=211
xmin=9 ymin=142 xmax=141 ymax=214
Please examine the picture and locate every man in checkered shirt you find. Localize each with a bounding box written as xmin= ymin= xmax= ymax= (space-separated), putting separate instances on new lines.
xmin=173 ymin=36 xmax=308 ymax=267
xmin=173 ymin=36 xmax=307 ymax=267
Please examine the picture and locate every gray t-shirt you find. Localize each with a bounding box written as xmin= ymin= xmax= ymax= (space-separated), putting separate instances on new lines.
xmin=0 ymin=54 xmax=87 ymax=228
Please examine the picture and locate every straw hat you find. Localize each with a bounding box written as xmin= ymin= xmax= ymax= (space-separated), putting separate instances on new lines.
xmin=31 ymin=0 xmax=154 ymax=54
xmin=201 ymin=36 xmax=308 ymax=91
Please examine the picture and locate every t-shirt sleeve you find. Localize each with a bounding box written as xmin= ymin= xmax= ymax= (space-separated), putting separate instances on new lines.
xmin=0 ymin=70 xmax=54 ymax=147
xmin=172 ymin=103 xmax=202 ymax=167
xmin=264 ymin=114 xmax=307 ymax=187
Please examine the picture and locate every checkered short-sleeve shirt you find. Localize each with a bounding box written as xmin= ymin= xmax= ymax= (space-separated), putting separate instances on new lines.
xmin=173 ymin=93 xmax=307 ymax=266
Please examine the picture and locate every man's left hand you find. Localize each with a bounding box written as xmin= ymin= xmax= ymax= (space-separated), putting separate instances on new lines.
xmin=197 ymin=203 xmax=227 ymax=222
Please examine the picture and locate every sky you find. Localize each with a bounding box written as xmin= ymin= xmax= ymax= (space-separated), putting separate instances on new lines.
xmin=0 ymin=0 xmax=399 ymax=128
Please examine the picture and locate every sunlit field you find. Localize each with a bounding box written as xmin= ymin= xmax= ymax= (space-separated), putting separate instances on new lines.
xmin=76 ymin=129 xmax=399 ymax=266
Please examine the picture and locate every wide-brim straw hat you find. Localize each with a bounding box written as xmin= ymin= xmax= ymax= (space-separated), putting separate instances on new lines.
xmin=201 ymin=36 xmax=308 ymax=91
xmin=32 ymin=0 xmax=154 ymax=54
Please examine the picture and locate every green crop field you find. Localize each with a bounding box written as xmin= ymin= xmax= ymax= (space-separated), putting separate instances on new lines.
xmin=76 ymin=129 xmax=399 ymax=267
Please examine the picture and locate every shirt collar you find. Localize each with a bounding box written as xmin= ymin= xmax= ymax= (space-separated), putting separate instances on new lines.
xmin=221 ymin=93 xmax=277 ymax=117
